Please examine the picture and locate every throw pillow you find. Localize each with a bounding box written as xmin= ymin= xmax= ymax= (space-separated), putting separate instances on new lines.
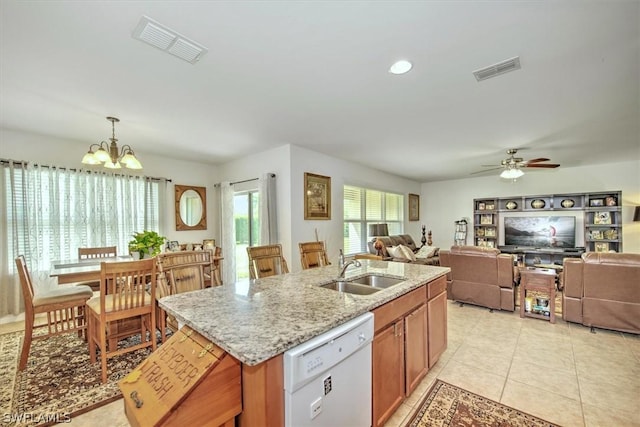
xmin=387 ymin=245 xmax=404 ymax=259
xmin=415 ymin=246 xmax=439 ymax=259
xmin=399 ymin=245 xmax=417 ymax=262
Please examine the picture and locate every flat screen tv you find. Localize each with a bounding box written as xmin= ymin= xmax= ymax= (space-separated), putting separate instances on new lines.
xmin=504 ymin=216 xmax=576 ymax=248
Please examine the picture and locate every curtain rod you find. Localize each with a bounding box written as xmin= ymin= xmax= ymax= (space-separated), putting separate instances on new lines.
xmin=0 ymin=158 xmax=172 ymax=182
xmin=214 ymin=173 xmax=276 ymax=187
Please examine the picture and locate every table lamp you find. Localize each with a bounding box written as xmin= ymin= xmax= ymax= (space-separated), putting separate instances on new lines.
xmin=369 ymin=223 xmax=389 ymax=256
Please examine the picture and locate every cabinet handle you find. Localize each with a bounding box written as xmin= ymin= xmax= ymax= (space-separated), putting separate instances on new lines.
xmin=130 ymin=391 xmax=144 ymax=408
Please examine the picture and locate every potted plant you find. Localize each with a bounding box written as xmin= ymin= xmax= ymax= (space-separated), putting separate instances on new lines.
xmin=128 ymin=230 xmax=167 ymax=259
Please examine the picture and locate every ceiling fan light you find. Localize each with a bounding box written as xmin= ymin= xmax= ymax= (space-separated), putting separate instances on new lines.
xmin=500 ymin=168 xmax=524 ymax=179
xmin=81 ymin=151 xmax=101 ymax=165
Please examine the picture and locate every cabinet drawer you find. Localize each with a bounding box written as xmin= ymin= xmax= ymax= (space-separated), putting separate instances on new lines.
xmin=427 ymin=276 xmax=447 ymax=300
xmin=374 ymin=286 xmax=426 ymax=332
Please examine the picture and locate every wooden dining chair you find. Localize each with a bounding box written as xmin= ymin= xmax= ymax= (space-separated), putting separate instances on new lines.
xmin=247 ymin=244 xmax=289 ymax=279
xmin=15 ymin=255 xmax=94 ymax=370
xmin=211 ymin=246 xmax=223 ymax=286
xmin=86 ymin=258 xmax=157 ymax=383
xmin=78 ymin=246 xmax=117 ymax=259
xmin=299 ymin=241 xmax=331 ymax=269
xmin=155 ymin=250 xmax=214 ymax=342
xmin=77 ymin=246 xmax=117 ymax=291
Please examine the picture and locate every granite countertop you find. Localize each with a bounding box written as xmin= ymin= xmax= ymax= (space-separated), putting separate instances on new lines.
xmin=159 ymin=260 xmax=449 ymax=366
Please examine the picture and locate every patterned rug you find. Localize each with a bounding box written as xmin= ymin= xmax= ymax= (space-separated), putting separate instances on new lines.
xmin=0 ymin=330 xmax=155 ymax=427
xmin=405 ymin=380 xmax=560 ymax=427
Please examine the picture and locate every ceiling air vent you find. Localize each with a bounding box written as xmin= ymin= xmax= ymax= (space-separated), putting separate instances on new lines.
xmin=473 ymin=56 xmax=521 ymax=82
xmin=132 ymin=16 xmax=208 ymax=64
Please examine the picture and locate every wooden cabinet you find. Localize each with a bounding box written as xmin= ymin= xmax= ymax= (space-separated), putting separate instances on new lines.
xmin=404 ymin=304 xmax=428 ymax=395
xmin=372 ymin=320 xmax=405 ymax=427
xmin=473 ymin=198 xmax=498 ymax=248
xmin=584 ymin=191 xmax=622 ymax=253
xmin=428 ymin=290 xmax=447 ymax=367
xmin=474 ymin=191 xmax=623 ymax=253
xmin=372 ymin=286 xmax=429 ymax=427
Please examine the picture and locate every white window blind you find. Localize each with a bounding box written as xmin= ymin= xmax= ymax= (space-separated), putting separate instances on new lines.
xmin=343 ymin=185 xmax=404 ymax=255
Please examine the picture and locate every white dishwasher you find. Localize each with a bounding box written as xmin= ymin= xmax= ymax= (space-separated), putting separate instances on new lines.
xmin=284 ymin=312 xmax=374 ymax=427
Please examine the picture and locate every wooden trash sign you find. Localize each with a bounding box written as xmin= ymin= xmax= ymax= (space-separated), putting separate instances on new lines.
xmin=119 ymin=326 xmax=242 ymax=427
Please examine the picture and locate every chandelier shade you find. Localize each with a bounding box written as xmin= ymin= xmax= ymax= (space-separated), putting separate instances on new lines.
xmin=81 ymin=117 xmax=143 ymax=170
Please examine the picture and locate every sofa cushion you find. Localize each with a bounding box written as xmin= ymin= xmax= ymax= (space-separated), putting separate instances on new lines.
xmin=388 ymin=245 xmax=416 ymax=261
xmin=399 ymin=245 xmax=417 ymax=261
xmin=416 ymin=246 xmax=439 ymax=259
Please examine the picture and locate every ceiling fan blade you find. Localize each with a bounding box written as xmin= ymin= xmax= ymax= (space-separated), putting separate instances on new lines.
xmin=525 ymin=158 xmax=550 ymax=164
xmin=470 ymin=167 xmax=503 ymax=175
xmin=525 ymin=163 xmax=560 ymax=168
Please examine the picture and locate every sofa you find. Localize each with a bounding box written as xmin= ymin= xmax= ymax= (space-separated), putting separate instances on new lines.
xmin=367 ymin=234 xmax=440 ymax=265
xmin=562 ymin=252 xmax=640 ymax=334
xmin=439 ymin=245 xmax=516 ymax=311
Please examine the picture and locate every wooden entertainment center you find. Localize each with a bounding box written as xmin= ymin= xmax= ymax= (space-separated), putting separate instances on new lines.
xmin=473 ymin=191 xmax=622 ymax=265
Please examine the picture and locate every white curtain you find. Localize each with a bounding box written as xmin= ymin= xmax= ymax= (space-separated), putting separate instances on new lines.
xmin=0 ymin=160 xmax=166 ymax=320
xmin=259 ymin=173 xmax=278 ymax=245
xmin=220 ymin=182 xmax=236 ymax=285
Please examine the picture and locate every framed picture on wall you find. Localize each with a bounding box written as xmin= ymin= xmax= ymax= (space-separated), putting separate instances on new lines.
xmin=408 ymin=193 xmax=420 ymax=221
xmin=595 ymin=242 xmax=609 ymax=252
xmin=304 ymin=172 xmax=331 ymax=220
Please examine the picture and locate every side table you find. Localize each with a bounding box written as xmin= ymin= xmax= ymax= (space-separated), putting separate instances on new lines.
xmin=519 ymin=268 xmax=557 ymax=324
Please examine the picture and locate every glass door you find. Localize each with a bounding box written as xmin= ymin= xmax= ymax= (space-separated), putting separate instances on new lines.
xmin=234 ymin=191 xmax=260 ymax=280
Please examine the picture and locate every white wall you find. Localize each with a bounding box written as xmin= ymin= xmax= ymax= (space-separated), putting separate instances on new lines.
xmin=288 ymin=145 xmax=422 ymax=271
xmin=421 ymin=160 xmax=640 ymax=254
xmin=0 ymin=129 xmax=221 ymax=245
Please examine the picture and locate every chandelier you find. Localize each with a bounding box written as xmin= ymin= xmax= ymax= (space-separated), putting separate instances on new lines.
xmin=81 ymin=117 xmax=142 ymax=170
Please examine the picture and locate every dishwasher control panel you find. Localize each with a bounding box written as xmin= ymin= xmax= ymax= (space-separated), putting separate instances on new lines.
xmin=284 ymin=312 xmax=374 ymax=392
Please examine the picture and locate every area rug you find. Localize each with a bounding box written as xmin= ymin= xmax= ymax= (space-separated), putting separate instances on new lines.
xmin=405 ymin=380 xmax=560 ymax=427
xmin=0 ymin=330 xmax=156 ymax=427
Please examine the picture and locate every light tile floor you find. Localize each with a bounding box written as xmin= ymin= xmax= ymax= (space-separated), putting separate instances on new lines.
xmin=384 ymin=301 xmax=640 ymax=427
xmin=2 ymin=301 xmax=639 ymax=427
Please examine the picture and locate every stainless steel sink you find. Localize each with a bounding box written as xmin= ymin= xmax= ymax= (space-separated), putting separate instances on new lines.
xmin=348 ymin=274 xmax=405 ymax=289
xmin=320 ymin=281 xmax=381 ymax=295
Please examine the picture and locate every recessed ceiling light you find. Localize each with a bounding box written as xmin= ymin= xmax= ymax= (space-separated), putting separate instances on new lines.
xmin=389 ymin=60 xmax=413 ymax=75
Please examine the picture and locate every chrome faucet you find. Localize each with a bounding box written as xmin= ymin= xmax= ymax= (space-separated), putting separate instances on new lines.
xmin=338 ymin=259 xmax=361 ymax=279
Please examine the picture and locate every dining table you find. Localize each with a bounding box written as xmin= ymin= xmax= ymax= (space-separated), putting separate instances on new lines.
xmin=50 ymin=255 xmax=133 ymax=284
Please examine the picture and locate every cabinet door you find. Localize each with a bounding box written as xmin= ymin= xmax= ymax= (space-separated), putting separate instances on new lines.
xmin=372 ymin=320 xmax=404 ymax=427
xmin=428 ymin=291 xmax=448 ymax=368
xmin=404 ymin=303 xmax=428 ymax=395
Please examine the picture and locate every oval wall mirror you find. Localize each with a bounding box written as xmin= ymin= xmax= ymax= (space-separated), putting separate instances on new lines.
xmin=175 ymin=185 xmax=207 ymax=230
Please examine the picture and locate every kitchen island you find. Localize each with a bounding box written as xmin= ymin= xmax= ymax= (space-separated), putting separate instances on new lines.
xmin=142 ymin=260 xmax=449 ymax=426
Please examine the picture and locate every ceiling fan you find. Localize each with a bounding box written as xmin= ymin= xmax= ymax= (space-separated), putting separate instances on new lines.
xmin=472 ymin=148 xmax=560 ymax=179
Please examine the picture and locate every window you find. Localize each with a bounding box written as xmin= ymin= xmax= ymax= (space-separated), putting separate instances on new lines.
xmin=343 ymin=185 xmax=404 ymax=255
xmin=2 ymin=161 xmax=164 ymax=275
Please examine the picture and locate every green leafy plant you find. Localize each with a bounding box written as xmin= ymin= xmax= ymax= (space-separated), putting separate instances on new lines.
xmin=128 ymin=230 xmax=167 ymax=258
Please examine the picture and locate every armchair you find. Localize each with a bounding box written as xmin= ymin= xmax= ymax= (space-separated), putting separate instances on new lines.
xmin=562 ymin=252 xmax=640 ymax=334
xmin=439 ymin=245 xmax=516 ymax=311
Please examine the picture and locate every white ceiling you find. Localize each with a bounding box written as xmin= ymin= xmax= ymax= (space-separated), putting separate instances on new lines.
xmin=1 ymin=1 xmax=638 ymax=182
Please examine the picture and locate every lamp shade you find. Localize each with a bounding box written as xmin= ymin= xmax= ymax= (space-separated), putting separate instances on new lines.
xmin=369 ymin=223 xmax=389 ymax=238
xmin=634 ymin=206 xmax=640 ymax=222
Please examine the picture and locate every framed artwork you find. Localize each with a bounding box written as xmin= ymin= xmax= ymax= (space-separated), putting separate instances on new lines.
xmin=478 ymin=202 xmax=486 ymax=210
xmin=304 ymin=172 xmax=331 ymax=220
xmin=203 ymin=239 xmax=216 ymax=250
xmin=595 ymin=242 xmax=609 ymax=252
xmin=589 ymin=198 xmax=604 ymax=207
xmin=590 ymin=230 xmax=603 ymax=240
xmin=594 ymin=211 xmax=611 ymax=225
xmin=167 ymin=241 xmax=179 ymax=251
xmin=409 ymin=193 xmax=420 ymax=221
xmin=485 ymin=227 xmax=496 ymax=237
xmin=480 ymin=214 xmax=493 ymax=225
xmin=485 ymin=203 xmax=495 ymax=210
